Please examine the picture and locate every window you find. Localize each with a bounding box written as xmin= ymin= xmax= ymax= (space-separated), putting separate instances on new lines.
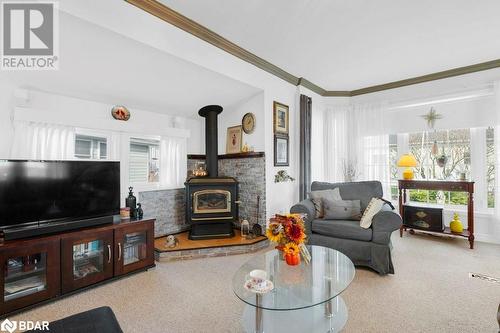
xmin=75 ymin=135 xmax=107 ymax=159
xmin=129 ymin=138 xmax=160 ymax=184
xmin=389 ymin=134 xmax=399 ymax=200
xmin=486 ymin=127 xmax=495 ymax=208
xmin=390 ymin=127 xmax=495 ymax=210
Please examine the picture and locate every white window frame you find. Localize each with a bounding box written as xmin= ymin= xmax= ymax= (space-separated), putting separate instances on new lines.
xmin=120 ymin=133 xmax=163 ymax=195
xmin=392 ymin=127 xmax=494 ymax=215
xmin=74 ymin=128 xmax=113 ymax=160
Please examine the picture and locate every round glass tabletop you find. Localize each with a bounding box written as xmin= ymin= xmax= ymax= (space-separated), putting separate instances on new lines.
xmin=232 ymin=245 xmax=355 ymax=311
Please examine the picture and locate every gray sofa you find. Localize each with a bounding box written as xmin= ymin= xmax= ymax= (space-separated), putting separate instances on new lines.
xmin=290 ymin=181 xmax=402 ymax=275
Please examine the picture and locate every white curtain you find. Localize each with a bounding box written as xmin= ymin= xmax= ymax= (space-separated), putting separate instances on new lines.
xmin=494 ymin=81 xmax=500 ymax=233
xmin=350 ymin=104 xmax=391 ymax=196
xmin=160 ymin=136 xmax=187 ymax=188
xmin=10 ymin=121 xmax=75 ymax=159
xmin=313 ymin=103 xmax=391 ymax=197
xmin=324 ymin=105 xmax=349 ymax=183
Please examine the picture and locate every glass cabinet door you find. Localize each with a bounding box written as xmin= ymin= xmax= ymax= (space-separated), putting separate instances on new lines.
xmin=4 ymin=253 xmax=47 ymax=302
xmin=61 ymin=230 xmax=113 ymax=293
xmin=72 ymin=240 xmax=105 ymax=280
xmin=122 ymin=232 xmax=147 ymax=266
xmin=1 ymin=238 xmax=59 ymax=315
xmin=115 ymin=221 xmax=154 ymax=276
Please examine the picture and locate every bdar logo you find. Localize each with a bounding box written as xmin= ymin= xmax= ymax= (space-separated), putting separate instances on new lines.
xmin=0 ymin=319 xmax=17 ymax=333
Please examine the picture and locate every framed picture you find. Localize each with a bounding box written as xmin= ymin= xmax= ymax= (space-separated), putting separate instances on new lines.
xmin=274 ymin=134 xmax=289 ymax=166
xmin=226 ymin=125 xmax=243 ymax=154
xmin=273 ymin=101 xmax=289 ymax=134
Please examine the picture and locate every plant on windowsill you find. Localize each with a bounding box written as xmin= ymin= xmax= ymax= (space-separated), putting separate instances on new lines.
xmin=274 ymin=170 xmax=295 ymax=183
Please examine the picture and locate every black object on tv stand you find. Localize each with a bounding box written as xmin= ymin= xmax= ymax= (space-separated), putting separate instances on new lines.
xmin=2 ymin=215 xmax=114 ymax=241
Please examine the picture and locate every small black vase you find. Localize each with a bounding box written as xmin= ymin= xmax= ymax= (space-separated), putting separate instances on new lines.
xmin=125 ymin=187 xmax=137 ymax=218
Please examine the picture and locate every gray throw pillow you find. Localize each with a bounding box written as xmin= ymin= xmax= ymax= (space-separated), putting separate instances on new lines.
xmin=323 ymin=199 xmax=362 ymax=220
xmin=308 ymin=188 xmax=342 ymax=218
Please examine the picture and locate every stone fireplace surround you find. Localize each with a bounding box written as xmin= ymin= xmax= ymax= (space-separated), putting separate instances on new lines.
xmin=139 ymin=152 xmax=266 ymax=238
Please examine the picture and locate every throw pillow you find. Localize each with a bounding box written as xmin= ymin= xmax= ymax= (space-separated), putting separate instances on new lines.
xmin=360 ymin=198 xmax=385 ymax=229
xmin=323 ymin=199 xmax=361 ymax=220
xmin=308 ymin=188 xmax=342 ymax=218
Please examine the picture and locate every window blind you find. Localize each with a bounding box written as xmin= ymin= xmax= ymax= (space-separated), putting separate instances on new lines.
xmin=129 ymin=143 xmax=149 ymax=183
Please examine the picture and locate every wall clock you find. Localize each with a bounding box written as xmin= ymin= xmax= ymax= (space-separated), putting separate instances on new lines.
xmin=242 ymin=112 xmax=256 ymax=134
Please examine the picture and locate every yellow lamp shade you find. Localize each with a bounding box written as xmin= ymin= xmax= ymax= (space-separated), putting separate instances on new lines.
xmin=397 ymin=154 xmax=418 ymax=180
xmin=397 ymin=154 xmax=418 ymax=167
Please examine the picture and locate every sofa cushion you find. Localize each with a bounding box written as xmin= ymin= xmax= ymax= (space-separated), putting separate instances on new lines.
xmin=308 ymin=188 xmax=342 ymax=218
xmin=311 ymin=181 xmax=383 ymax=211
xmin=323 ymin=199 xmax=361 ymax=220
xmin=360 ymin=198 xmax=385 ymax=229
xmin=312 ymin=219 xmax=372 ymax=241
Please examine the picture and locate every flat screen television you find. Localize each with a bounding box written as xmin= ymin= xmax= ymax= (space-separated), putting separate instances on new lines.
xmin=0 ymin=160 xmax=120 ymax=240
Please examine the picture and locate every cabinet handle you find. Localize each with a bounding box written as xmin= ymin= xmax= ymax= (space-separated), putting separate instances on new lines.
xmin=118 ymin=242 xmax=122 ymax=261
xmin=107 ymin=244 xmax=111 ymax=264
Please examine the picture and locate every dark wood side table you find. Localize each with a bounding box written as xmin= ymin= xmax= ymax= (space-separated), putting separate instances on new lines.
xmin=398 ymin=179 xmax=475 ymax=249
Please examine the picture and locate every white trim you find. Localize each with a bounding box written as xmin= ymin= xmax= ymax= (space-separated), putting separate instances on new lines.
xmin=14 ymin=107 xmax=190 ymax=138
xmin=387 ymin=87 xmax=493 ymax=111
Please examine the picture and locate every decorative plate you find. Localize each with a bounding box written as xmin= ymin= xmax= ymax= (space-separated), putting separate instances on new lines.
xmin=244 ymin=279 xmax=274 ymax=294
xmin=111 ymin=105 xmax=130 ymax=121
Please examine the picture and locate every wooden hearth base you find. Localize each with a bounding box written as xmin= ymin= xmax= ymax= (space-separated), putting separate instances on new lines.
xmin=154 ymin=230 xmax=269 ymax=261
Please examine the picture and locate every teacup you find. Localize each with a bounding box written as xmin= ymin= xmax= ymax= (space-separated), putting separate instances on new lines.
xmin=249 ymin=269 xmax=267 ymax=284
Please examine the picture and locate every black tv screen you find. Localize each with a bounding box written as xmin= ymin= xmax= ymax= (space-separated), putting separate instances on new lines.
xmin=0 ymin=160 xmax=120 ymax=228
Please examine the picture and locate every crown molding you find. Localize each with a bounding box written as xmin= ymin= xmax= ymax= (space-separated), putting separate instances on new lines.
xmin=297 ymin=78 xmax=326 ymax=96
xmin=125 ymin=0 xmax=500 ymax=97
xmin=348 ymin=59 xmax=500 ymax=96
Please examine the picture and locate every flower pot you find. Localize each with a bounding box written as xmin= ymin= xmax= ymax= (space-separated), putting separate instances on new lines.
xmin=285 ymin=253 xmax=300 ymax=266
xmin=437 ymin=155 xmax=448 ymax=168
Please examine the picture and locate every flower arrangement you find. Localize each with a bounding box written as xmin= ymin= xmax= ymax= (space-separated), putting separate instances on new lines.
xmin=266 ymin=214 xmax=310 ymax=265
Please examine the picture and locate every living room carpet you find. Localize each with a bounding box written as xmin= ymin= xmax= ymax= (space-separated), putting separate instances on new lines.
xmin=10 ymin=233 xmax=500 ymax=332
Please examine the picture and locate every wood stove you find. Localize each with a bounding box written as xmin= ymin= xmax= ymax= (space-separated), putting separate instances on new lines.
xmin=186 ymin=105 xmax=239 ymax=240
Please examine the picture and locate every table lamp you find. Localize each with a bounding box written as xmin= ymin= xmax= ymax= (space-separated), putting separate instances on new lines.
xmin=397 ymin=154 xmax=418 ymax=180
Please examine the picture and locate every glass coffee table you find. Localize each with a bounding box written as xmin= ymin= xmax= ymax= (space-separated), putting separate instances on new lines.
xmin=232 ymin=245 xmax=355 ymax=333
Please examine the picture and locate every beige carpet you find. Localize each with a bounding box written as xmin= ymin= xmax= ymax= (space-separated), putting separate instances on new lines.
xmin=10 ymin=233 xmax=500 ymax=332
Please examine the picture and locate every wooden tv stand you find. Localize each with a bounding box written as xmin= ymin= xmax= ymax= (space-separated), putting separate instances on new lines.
xmin=0 ymin=217 xmax=155 ymax=317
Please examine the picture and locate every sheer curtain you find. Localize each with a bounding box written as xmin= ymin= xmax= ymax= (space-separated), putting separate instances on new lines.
xmin=312 ymin=103 xmax=391 ymax=197
xmin=494 ymin=81 xmax=500 ymax=235
xmin=10 ymin=121 xmax=75 ymax=159
xmin=324 ymin=104 xmax=349 ymax=183
xmin=160 ymin=136 xmax=187 ymax=188
xmin=350 ymin=104 xmax=391 ymax=197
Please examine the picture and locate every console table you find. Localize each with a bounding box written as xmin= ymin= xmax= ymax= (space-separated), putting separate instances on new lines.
xmin=398 ymin=180 xmax=475 ymax=249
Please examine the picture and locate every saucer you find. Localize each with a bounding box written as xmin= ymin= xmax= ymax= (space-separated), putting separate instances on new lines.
xmin=244 ymin=278 xmax=274 ymax=294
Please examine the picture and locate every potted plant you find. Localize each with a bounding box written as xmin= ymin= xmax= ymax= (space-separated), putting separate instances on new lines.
xmin=266 ymin=214 xmax=309 ymax=265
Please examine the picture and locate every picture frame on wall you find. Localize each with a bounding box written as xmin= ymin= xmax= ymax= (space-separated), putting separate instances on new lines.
xmin=274 ymin=134 xmax=289 ymax=166
xmin=226 ymin=125 xmax=243 ymax=154
xmin=273 ymin=101 xmax=289 ymax=134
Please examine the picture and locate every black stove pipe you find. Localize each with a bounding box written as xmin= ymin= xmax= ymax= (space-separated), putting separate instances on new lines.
xmin=198 ymin=105 xmax=223 ymax=177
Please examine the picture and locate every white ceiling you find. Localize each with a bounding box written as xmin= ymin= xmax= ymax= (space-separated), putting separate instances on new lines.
xmin=160 ymin=0 xmax=500 ymax=91
xmin=5 ymin=12 xmax=261 ymax=117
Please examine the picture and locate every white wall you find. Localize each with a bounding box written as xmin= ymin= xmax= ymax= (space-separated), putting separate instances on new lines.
xmin=56 ymin=0 xmax=309 ymax=219
xmin=218 ymin=92 xmax=265 ymax=153
xmin=0 ymin=86 xmax=203 ymax=158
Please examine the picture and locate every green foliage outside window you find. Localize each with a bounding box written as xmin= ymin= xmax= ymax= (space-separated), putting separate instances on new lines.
xmin=408 ymin=189 xmax=468 ymax=206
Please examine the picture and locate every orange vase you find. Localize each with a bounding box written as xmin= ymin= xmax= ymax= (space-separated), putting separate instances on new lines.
xmin=285 ymin=253 xmax=301 ymax=266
